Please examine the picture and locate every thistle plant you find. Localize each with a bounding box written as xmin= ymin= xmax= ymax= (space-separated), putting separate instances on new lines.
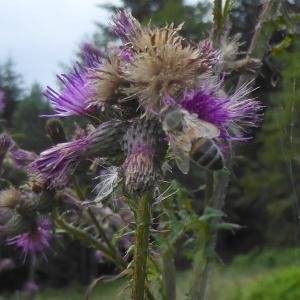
xmin=0 ymin=4 xmax=267 ymax=300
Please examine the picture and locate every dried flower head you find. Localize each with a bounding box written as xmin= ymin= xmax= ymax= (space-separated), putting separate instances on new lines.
xmin=0 ymin=187 xmax=21 ymax=209
xmin=110 ymin=11 xmax=221 ymax=116
xmin=86 ymin=53 xmax=123 ymax=108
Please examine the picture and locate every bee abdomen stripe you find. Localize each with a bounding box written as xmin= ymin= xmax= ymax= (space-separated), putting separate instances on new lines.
xmin=193 ymin=142 xmax=216 ymax=167
xmin=206 ymin=154 xmax=224 ymax=170
xmin=190 ymin=139 xmax=211 ymax=160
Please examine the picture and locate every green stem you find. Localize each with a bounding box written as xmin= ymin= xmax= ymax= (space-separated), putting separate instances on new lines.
xmin=191 ymin=246 xmax=208 ymax=300
xmin=200 ymin=170 xmax=230 ymax=300
xmin=190 ymin=170 xmax=214 ymax=300
xmin=132 ymin=193 xmax=151 ymax=300
xmin=162 ymin=247 xmax=176 ymax=300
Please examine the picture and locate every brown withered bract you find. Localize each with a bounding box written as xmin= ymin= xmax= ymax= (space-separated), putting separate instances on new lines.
xmin=122 ymin=24 xmax=213 ymax=113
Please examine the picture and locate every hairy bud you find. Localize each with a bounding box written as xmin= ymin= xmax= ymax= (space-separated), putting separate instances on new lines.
xmin=31 ymin=119 xmax=127 ymax=188
xmin=122 ymin=119 xmax=167 ymax=196
xmin=0 ymin=133 xmax=12 ymax=169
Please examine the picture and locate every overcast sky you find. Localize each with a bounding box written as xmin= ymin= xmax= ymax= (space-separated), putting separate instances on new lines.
xmin=0 ymin=0 xmax=203 ymax=91
xmin=0 ymin=0 xmax=121 ymax=90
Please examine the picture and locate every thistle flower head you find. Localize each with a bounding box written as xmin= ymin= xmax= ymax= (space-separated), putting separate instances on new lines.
xmin=120 ymin=22 xmax=216 ymax=114
xmin=80 ymin=42 xmax=103 ymax=68
xmin=180 ymin=80 xmax=262 ymax=140
xmin=111 ymin=10 xmax=142 ymax=43
xmin=10 ymin=149 xmax=38 ymax=170
xmin=6 ymin=218 xmax=52 ymax=259
xmin=43 ymin=66 xmax=96 ymax=117
xmin=31 ymin=138 xmax=90 ymax=188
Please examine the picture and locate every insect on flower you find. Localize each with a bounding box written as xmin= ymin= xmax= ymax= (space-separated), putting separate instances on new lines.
xmin=162 ymin=107 xmax=222 ymax=174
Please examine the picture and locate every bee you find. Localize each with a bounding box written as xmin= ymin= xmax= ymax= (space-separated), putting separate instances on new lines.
xmin=162 ymin=107 xmax=224 ymax=174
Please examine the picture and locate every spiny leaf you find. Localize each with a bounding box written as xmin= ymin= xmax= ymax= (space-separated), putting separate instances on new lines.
xmin=210 ymin=222 xmax=241 ymax=231
xmin=223 ymin=0 xmax=234 ymax=21
xmin=213 ymin=0 xmax=222 ymax=32
xmin=200 ymin=207 xmax=225 ymax=222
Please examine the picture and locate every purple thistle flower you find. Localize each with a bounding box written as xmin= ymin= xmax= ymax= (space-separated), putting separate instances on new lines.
xmin=94 ymin=249 xmax=105 ymax=263
xmin=0 ymin=91 xmax=5 ymax=113
xmin=180 ymin=81 xmax=262 ymax=140
xmin=10 ymin=149 xmax=38 ymax=170
xmin=43 ymin=66 xmax=96 ymax=118
xmin=31 ymin=138 xmax=90 ymax=188
xmin=120 ymin=49 xmax=133 ymax=63
xmin=119 ymin=234 xmax=133 ymax=250
xmin=111 ymin=10 xmax=141 ymax=42
xmin=23 ymin=281 xmax=39 ymax=293
xmin=80 ymin=43 xmax=103 ymax=68
xmin=6 ymin=219 xmax=52 ymax=259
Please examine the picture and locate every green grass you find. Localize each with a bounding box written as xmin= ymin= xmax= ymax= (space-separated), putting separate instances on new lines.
xmin=5 ymin=248 xmax=300 ymax=300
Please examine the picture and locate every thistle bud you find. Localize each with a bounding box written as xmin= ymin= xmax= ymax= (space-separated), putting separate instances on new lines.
xmin=10 ymin=149 xmax=38 ymax=170
xmin=0 ymin=133 xmax=12 ymax=169
xmin=0 ymin=188 xmax=21 ymax=225
xmin=122 ymin=119 xmax=167 ymax=196
xmin=31 ymin=119 xmax=127 ymax=188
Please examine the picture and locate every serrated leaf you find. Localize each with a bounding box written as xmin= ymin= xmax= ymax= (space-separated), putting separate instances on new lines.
xmin=200 ymin=207 xmax=225 ymax=222
xmin=210 ymin=222 xmax=241 ymax=231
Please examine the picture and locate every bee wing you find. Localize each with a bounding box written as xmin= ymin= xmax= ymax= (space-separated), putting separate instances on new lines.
xmin=183 ymin=111 xmax=220 ymax=139
xmin=168 ymin=135 xmax=191 ymax=174
xmin=175 ymin=149 xmax=190 ymax=174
